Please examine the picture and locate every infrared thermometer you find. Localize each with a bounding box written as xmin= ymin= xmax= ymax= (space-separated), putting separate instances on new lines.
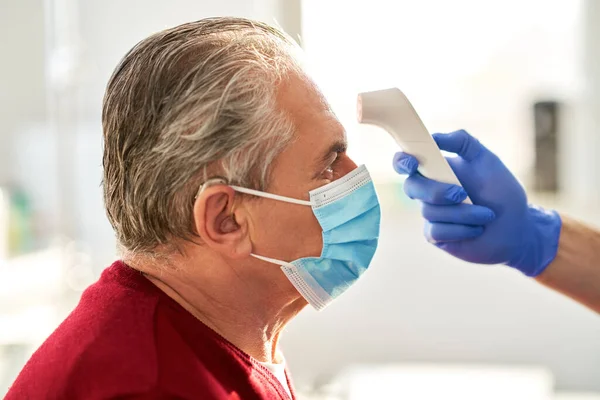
xmin=357 ymin=87 xmax=471 ymax=204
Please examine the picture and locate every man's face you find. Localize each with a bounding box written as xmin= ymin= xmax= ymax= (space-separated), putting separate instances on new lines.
xmin=244 ymin=74 xmax=357 ymax=276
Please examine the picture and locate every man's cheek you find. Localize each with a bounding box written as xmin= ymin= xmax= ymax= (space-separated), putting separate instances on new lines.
xmin=276 ymin=208 xmax=322 ymax=259
xmin=296 ymin=214 xmax=323 ymax=258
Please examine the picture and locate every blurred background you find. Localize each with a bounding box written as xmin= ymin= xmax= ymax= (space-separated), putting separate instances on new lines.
xmin=1 ymin=0 xmax=600 ymax=398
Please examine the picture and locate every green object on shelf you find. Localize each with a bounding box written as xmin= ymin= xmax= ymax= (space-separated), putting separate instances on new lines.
xmin=8 ymin=187 xmax=34 ymax=257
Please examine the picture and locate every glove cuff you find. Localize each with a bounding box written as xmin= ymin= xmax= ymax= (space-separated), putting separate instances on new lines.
xmin=508 ymin=205 xmax=561 ymax=277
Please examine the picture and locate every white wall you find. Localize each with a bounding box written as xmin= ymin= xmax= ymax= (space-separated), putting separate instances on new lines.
xmin=575 ymin=0 xmax=600 ymax=206
xmin=0 ymin=0 xmax=46 ymax=184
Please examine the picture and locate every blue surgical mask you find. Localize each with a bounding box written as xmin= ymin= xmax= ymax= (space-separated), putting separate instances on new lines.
xmin=229 ymin=165 xmax=381 ymax=310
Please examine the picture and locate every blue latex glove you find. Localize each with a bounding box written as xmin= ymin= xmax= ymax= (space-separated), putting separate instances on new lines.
xmin=393 ymin=130 xmax=562 ymax=277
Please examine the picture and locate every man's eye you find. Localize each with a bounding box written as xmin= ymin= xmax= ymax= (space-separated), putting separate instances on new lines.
xmin=321 ymin=152 xmax=345 ymax=180
xmin=323 ymin=154 xmax=343 ymax=180
xmin=323 ymin=166 xmax=334 ymax=180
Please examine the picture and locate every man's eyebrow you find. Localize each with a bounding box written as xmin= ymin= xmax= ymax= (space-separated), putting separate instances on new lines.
xmin=317 ymin=140 xmax=348 ymax=166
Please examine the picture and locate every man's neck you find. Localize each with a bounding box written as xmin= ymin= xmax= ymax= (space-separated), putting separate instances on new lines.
xmin=129 ymin=254 xmax=306 ymax=363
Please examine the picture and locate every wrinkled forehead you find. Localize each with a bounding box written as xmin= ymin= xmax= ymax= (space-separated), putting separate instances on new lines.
xmin=277 ymin=74 xmax=347 ymax=147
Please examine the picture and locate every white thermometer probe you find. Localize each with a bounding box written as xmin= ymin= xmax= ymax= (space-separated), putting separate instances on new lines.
xmin=357 ymin=87 xmax=471 ymax=204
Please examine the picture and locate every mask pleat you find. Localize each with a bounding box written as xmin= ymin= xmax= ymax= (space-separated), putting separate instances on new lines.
xmin=296 ymin=258 xmax=362 ymax=298
xmin=322 ymin=207 xmax=381 ymax=244
xmin=313 ymin=182 xmax=380 ymax=232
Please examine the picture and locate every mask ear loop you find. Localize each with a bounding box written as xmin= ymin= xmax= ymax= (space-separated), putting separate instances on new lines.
xmin=229 ymin=185 xmax=312 ymax=206
xmin=196 ymin=179 xmax=312 ymax=206
xmin=251 ymin=253 xmax=294 ymax=268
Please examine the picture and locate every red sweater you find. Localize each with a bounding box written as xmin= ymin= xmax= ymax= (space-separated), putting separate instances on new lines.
xmin=6 ymin=261 xmax=295 ymax=400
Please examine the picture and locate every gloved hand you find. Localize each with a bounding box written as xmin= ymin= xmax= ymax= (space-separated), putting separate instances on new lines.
xmin=393 ymin=129 xmax=562 ymax=277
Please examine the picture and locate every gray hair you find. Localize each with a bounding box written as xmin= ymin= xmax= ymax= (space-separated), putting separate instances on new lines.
xmin=102 ymin=17 xmax=302 ymax=256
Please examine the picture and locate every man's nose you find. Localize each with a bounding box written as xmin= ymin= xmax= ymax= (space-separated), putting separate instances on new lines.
xmin=342 ymin=157 xmax=358 ymax=176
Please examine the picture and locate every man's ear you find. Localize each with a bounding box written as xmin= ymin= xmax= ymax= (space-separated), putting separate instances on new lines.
xmin=193 ymin=185 xmax=252 ymax=259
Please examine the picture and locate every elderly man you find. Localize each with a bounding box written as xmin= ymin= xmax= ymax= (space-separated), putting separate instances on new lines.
xmin=7 ymin=17 xmax=380 ymax=399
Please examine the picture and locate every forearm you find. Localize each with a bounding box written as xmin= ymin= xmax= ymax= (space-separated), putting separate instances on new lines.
xmin=535 ymin=215 xmax=600 ymax=313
